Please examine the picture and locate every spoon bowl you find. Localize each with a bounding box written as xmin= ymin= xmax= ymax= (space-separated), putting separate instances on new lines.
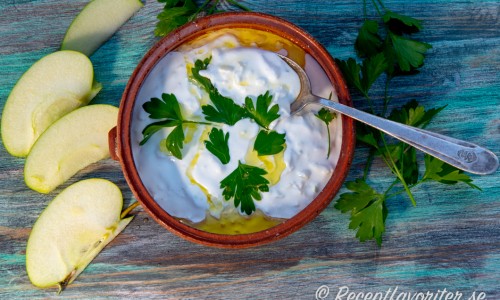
xmin=279 ymin=54 xmax=499 ymax=175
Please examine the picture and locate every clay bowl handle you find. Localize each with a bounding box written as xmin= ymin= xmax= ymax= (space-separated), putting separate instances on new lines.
xmin=108 ymin=126 xmax=120 ymax=161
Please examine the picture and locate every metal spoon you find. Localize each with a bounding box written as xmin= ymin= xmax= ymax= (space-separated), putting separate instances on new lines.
xmin=279 ymin=54 xmax=499 ymax=175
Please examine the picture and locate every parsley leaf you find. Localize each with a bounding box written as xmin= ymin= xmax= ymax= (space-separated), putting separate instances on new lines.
xmin=316 ymin=107 xmax=335 ymax=124
xmin=384 ymin=143 xmax=419 ymax=185
xmin=383 ymin=10 xmax=422 ymax=35
xmin=335 ymin=58 xmax=364 ymax=95
xmin=315 ymin=108 xmax=336 ymax=158
xmin=245 ymin=91 xmax=280 ymax=129
xmin=155 ymin=0 xmax=198 ymax=37
xmin=143 ymin=93 xmax=183 ymax=120
xmin=205 ymin=127 xmax=230 ymax=164
xmin=335 ymin=53 xmax=387 ymax=96
xmin=140 ymin=93 xmax=208 ymax=159
xmin=422 ymin=155 xmax=481 ymax=190
xmin=388 ymin=99 xmax=446 ymax=128
xmin=361 ymin=52 xmax=388 ymax=92
xmin=155 ymin=0 xmax=250 ymax=37
xmin=383 ymin=100 xmax=447 ymax=185
xmin=140 ymin=119 xmax=180 ymax=146
xmin=220 ymin=161 xmax=270 ymax=215
xmin=191 ymin=57 xmax=213 ymax=92
xmin=202 ymin=93 xmax=247 ymax=125
xmin=253 ymin=130 xmax=286 ymax=156
xmin=335 ymin=179 xmax=387 ymax=245
xmin=140 ymin=93 xmax=185 ymax=147
xmin=389 ymin=33 xmax=432 ymax=72
xmin=355 ymin=20 xmax=383 ymax=57
xmin=164 ymin=124 xmax=185 ymax=159
xmin=356 ymin=123 xmax=379 ymax=149
xmin=382 ymin=40 xmax=398 ymax=76
xmin=190 ymin=59 xmax=247 ymax=125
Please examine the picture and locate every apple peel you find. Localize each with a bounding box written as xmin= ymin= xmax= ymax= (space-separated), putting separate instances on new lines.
xmin=61 ymin=0 xmax=144 ymax=56
xmin=26 ymin=178 xmax=133 ymax=291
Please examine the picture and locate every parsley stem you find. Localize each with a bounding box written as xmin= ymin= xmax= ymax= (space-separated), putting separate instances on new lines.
xmin=196 ymin=0 xmax=212 ymax=15
xmin=183 ymin=120 xmax=212 ymax=126
xmin=226 ymin=0 xmax=251 ymax=11
xmin=376 ymin=0 xmax=386 ymax=11
xmin=208 ymin=0 xmax=218 ymax=14
xmin=363 ymin=93 xmax=376 ymax=115
xmin=385 ymin=179 xmax=425 ymax=199
xmin=381 ymin=76 xmax=392 ymax=117
xmin=383 ymin=179 xmax=399 ymax=196
xmin=380 ymin=135 xmax=416 ymax=206
xmin=363 ymin=0 xmax=368 ymax=19
xmin=326 ymin=124 xmax=331 ymax=159
xmin=370 ymin=0 xmax=383 ymax=17
xmin=385 ymin=190 xmax=407 ymax=199
xmin=362 ymin=148 xmax=376 ymax=180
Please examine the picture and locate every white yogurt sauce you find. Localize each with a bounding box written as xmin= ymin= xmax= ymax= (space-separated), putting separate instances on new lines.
xmin=131 ymin=34 xmax=341 ymax=224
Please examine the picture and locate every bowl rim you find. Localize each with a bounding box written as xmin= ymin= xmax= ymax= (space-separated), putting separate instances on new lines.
xmin=116 ymin=11 xmax=355 ymax=248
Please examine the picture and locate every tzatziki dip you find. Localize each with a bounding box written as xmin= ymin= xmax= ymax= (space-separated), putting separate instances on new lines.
xmin=131 ymin=31 xmax=342 ymax=234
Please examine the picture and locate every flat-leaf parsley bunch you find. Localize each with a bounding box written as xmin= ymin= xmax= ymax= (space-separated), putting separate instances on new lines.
xmin=151 ymin=0 xmax=480 ymax=245
xmin=334 ymin=0 xmax=479 ymax=245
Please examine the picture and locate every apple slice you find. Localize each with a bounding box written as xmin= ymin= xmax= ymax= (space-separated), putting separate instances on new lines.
xmin=1 ymin=51 xmax=101 ymax=157
xmin=26 ymin=178 xmax=133 ymax=290
xmin=24 ymin=104 xmax=118 ymax=194
xmin=61 ymin=0 xmax=143 ymax=56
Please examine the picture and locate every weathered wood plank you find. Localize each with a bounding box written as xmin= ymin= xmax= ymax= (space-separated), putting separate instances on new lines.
xmin=0 ymin=0 xmax=499 ymax=298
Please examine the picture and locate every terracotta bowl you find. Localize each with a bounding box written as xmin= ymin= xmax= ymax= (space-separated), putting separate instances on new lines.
xmin=109 ymin=12 xmax=355 ymax=248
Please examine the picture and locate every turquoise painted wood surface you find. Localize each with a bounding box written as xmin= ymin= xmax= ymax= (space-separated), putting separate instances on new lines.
xmin=1 ymin=0 xmax=499 ymax=298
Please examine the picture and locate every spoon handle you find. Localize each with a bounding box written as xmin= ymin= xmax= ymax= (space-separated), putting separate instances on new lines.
xmin=316 ymin=98 xmax=499 ymax=175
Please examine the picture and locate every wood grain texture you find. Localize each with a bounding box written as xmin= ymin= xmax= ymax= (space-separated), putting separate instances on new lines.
xmin=0 ymin=0 xmax=499 ymax=299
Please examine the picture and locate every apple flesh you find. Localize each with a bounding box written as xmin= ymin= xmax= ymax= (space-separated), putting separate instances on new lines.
xmin=26 ymin=178 xmax=133 ymax=290
xmin=61 ymin=0 xmax=143 ymax=56
xmin=1 ymin=50 xmax=101 ymax=157
xmin=24 ymin=104 xmax=118 ymax=194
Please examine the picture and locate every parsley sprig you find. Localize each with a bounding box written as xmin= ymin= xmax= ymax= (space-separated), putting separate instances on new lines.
xmin=155 ymin=0 xmax=250 ymax=37
xmin=140 ymin=93 xmax=210 ymax=159
xmin=334 ymin=1 xmax=479 ymax=245
xmin=335 ymin=179 xmax=387 ymax=245
xmin=315 ymin=107 xmax=336 ymax=159
xmin=191 ymin=58 xmax=247 ymax=125
xmin=205 ymin=127 xmax=230 ymax=165
xmin=254 ymin=130 xmax=286 ymax=156
xmin=220 ymin=161 xmax=270 ymax=215
xmin=245 ymin=91 xmax=280 ymax=130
